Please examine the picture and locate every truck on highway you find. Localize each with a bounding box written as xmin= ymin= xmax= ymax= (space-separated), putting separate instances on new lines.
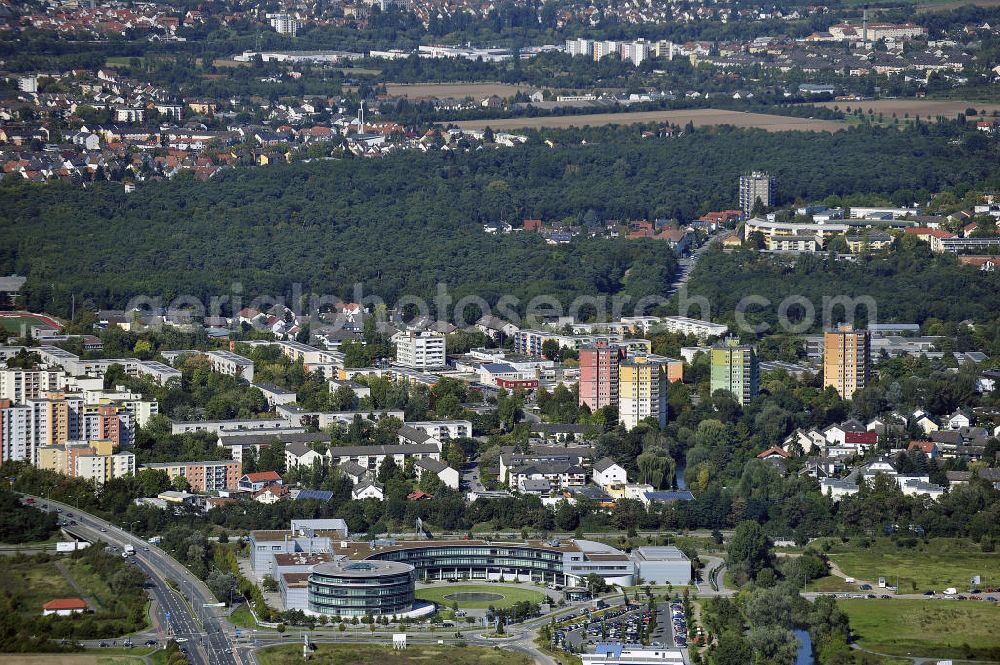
xmin=944 ymin=587 xmax=957 ymax=596
xmin=122 ymin=544 xmax=135 ymax=557
xmin=148 ymin=536 xmax=161 ymax=545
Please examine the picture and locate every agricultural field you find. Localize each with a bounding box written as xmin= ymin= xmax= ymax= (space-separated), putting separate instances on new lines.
xmin=818 ymin=537 xmax=999 ymax=592
xmin=414 ymin=583 xmax=548 ymax=609
xmin=916 ymin=0 xmax=1000 ymax=12
xmin=838 ymin=599 xmax=1000 ymax=660
xmin=450 ymin=109 xmax=846 ymax=132
xmin=384 ymin=82 xmax=527 ymax=99
xmin=257 ymin=644 xmax=533 ymax=665
xmin=817 ymin=99 xmax=1000 ymax=119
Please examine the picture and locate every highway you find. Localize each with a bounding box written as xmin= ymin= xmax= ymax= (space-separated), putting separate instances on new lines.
xmin=25 ymin=494 xmax=242 ymax=665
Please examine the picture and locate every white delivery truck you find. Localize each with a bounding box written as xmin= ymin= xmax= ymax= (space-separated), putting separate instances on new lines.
xmin=122 ymin=544 xmax=135 ymax=557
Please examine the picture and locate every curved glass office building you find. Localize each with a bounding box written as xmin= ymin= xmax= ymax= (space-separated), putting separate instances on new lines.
xmin=367 ymin=542 xmax=570 ymax=583
xmin=307 ymin=560 xmax=416 ymax=617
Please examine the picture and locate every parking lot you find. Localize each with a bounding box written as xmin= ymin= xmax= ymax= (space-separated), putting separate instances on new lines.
xmin=555 ymin=601 xmax=687 ymax=653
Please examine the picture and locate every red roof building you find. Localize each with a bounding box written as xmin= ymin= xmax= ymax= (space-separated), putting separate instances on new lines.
xmin=756 ymin=446 xmax=791 ymax=459
xmin=907 ymin=440 xmax=939 ymax=457
xmin=42 ymin=598 xmax=88 ymax=615
xmin=845 ymin=431 xmax=878 ymax=446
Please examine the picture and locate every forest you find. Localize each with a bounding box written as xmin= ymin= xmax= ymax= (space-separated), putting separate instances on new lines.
xmin=4 ymin=121 xmax=999 ymax=317
xmin=683 ymin=239 xmax=1000 ymax=333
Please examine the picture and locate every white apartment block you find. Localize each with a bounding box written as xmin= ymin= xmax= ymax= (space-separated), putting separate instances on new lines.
xmin=75 ymin=452 xmax=135 ymax=485
xmin=0 ymin=403 xmax=32 ymax=462
xmin=268 ymin=12 xmax=301 ymax=35
xmin=405 ymin=420 xmax=472 ymax=440
xmin=0 ymin=369 xmax=66 ymax=402
xmin=205 ymin=350 xmax=255 ymax=382
xmin=660 ymin=316 xmax=729 ymax=340
xmin=170 ymin=417 xmax=295 ymax=435
xmin=620 ymin=40 xmax=651 ymax=65
xmin=393 ymin=330 xmax=446 ymax=369
xmin=136 ymin=360 xmax=182 ymax=384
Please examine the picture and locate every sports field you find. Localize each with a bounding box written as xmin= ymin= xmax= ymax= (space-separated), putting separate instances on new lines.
xmin=838 ymin=598 xmax=1000 ymax=660
xmin=257 ymin=644 xmax=533 ymax=665
xmin=0 ymin=311 xmax=61 ymax=334
xmin=415 ymin=584 xmax=547 ymax=609
xmin=450 ymin=109 xmax=845 ymax=132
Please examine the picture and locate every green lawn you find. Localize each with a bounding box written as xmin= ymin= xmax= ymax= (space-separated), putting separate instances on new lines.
xmin=839 ymin=598 xmax=1000 ymax=660
xmin=415 ymin=584 xmax=548 ymax=609
xmin=807 ymin=575 xmax=857 ymax=593
xmin=819 ymin=537 xmax=999 ymax=593
xmin=229 ymin=604 xmax=261 ymax=629
xmin=257 ymin=644 xmax=533 ymax=665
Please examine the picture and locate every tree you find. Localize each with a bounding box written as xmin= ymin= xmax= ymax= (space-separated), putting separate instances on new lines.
xmin=171 ymin=475 xmax=191 ymax=492
xmin=541 ymin=339 xmax=561 ymax=360
xmin=447 ymin=445 xmax=466 ymax=470
xmin=206 ymin=569 xmax=238 ymax=604
xmin=378 ymin=457 xmax=401 ymax=484
xmin=712 ymin=631 xmax=752 ymax=665
xmin=258 ymin=441 xmax=287 ymax=474
xmin=726 ymin=521 xmax=773 ymax=583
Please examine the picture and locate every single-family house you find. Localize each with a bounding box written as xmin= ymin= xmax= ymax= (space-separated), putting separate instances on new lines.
xmin=352 ymin=479 xmax=385 ymax=501
xmin=592 ymin=457 xmax=628 ymax=489
xmin=238 ymin=470 xmax=283 ymax=493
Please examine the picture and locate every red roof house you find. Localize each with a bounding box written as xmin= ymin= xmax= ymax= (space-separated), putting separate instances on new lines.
xmin=42 ymin=598 xmax=89 ymax=615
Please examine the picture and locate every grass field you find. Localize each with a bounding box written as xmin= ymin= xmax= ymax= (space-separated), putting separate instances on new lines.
xmin=384 ymin=82 xmax=527 ymax=99
xmin=415 ymin=584 xmax=548 ymax=609
xmin=229 ymin=604 xmax=262 ymax=629
xmin=257 ymin=644 xmax=533 ymax=665
xmin=819 ymin=537 xmax=1000 ymax=592
xmin=839 ymin=599 xmax=1000 ymax=660
xmin=449 ymin=109 xmax=845 ymax=132
xmin=8 ymin=559 xmax=79 ymax=614
xmin=6 ymin=556 xmax=133 ymax=622
xmin=0 ymin=656 xmax=144 ymax=665
xmin=817 ymin=99 xmax=1000 ymax=119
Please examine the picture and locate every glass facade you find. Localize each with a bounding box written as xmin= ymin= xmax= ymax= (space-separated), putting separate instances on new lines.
xmin=307 ymin=562 xmax=416 ymax=617
xmin=369 ymin=545 xmax=567 ymax=582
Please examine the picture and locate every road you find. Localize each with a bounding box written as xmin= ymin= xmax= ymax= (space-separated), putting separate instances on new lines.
xmin=25 ymin=494 xmax=241 ymax=665
xmin=666 ymin=229 xmax=731 ymax=297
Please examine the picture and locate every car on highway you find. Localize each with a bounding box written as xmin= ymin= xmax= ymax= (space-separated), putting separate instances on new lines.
xmin=100 ymin=527 xmax=107 ymax=532
xmin=144 ymin=640 xmax=158 ymax=646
